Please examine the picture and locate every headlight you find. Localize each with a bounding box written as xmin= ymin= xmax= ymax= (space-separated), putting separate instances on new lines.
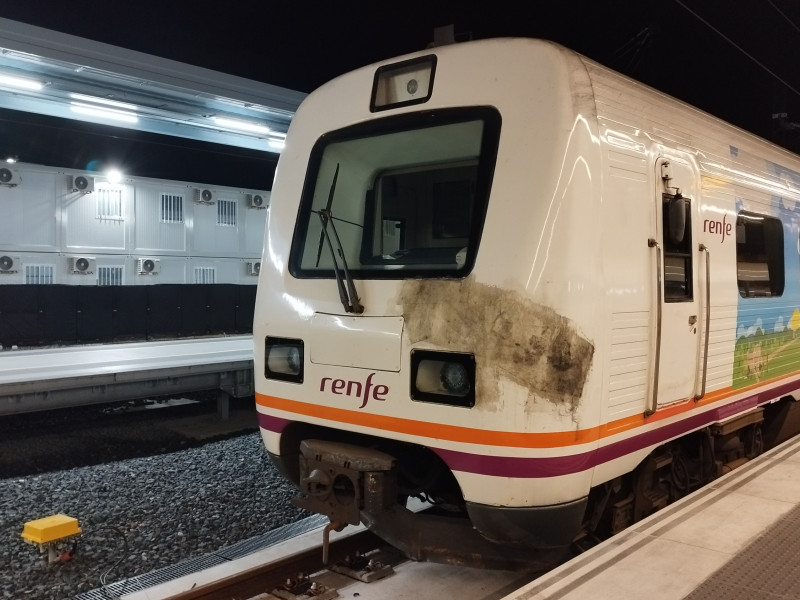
xmin=441 ymin=362 xmax=470 ymax=395
xmin=411 ymin=350 xmax=475 ymax=407
xmin=265 ymin=337 xmax=304 ymax=383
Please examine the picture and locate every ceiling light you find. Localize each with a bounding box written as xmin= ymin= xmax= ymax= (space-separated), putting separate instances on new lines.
xmin=106 ymin=169 xmax=123 ymax=184
xmin=213 ymin=116 xmax=270 ymax=135
xmin=0 ymin=73 xmax=43 ymax=91
xmin=70 ymin=102 xmax=138 ymax=123
xmin=69 ymin=93 xmax=137 ymax=111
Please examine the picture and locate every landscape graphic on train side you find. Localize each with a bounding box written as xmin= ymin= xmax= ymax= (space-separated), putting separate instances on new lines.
xmin=733 ymin=161 xmax=800 ymax=388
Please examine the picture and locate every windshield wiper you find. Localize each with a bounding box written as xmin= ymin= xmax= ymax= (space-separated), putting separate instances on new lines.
xmin=315 ymin=164 xmax=364 ymax=314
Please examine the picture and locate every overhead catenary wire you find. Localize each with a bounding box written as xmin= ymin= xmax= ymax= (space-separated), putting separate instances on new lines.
xmin=767 ymin=0 xmax=800 ymax=35
xmin=609 ymin=27 xmax=658 ymax=76
xmin=673 ymin=0 xmax=800 ymax=99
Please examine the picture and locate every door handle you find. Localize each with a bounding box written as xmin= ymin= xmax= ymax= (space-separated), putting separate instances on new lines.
xmin=695 ymin=245 xmax=711 ymax=401
xmin=647 ymin=238 xmax=662 ymax=417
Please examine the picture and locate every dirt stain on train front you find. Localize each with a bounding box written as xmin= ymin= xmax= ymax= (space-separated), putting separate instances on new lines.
xmin=399 ymin=279 xmax=594 ymax=411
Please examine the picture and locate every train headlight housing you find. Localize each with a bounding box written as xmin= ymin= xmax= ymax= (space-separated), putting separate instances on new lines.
xmin=265 ymin=337 xmax=304 ymax=383
xmin=371 ymin=55 xmax=436 ymax=112
xmin=410 ymin=350 xmax=475 ymax=408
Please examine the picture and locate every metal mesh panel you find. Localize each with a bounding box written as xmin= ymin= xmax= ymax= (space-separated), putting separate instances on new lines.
xmin=70 ymin=554 xmax=228 ymax=600
xmin=71 ymin=515 xmax=329 ymax=600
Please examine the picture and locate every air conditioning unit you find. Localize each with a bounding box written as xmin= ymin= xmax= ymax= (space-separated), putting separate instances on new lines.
xmin=68 ymin=256 xmax=96 ymax=275
xmin=194 ymin=188 xmax=214 ymax=204
xmin=69 ymin=175 xmax=94 ymax=194
xmin=246 ymin=261 xmax=261 ymax=276
xmin=0 ymin=167 xmax=20 ymax=187
xmin=247 ymin=193 xmax=266 ymax=209
xmin=0 ymin=255 xmax=20 ymax=273
xmin=136 ymin=257 xmax=160 ymax=275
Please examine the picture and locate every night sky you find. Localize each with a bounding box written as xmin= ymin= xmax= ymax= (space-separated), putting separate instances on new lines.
xmin=1 ymin=1 xmax=800 ymax=189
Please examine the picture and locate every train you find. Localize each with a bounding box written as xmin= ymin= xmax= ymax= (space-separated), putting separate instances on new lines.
xmin=253 ymin=37 xmax=800 ymax=567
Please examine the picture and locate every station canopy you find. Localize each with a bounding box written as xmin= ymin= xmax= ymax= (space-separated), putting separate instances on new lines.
xmin=0 ymin=17 xmax=305 ymax=154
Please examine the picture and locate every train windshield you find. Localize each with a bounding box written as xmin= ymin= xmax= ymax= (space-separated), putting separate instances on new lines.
xmin=290 ymin=107 xmax=501 ymax=279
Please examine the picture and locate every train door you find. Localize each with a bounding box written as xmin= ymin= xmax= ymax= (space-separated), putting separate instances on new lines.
xmin=649 ymin=156 xmax=701 ymax=412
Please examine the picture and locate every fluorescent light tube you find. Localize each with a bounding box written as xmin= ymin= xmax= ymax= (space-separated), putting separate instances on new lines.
xmin=213 ymin=116 xmax=271 ymax=134
xmin=69 ymin=93 xmax=137 ymax=111
xmin=70 ymin=103 xmax=138 ymax=123
xmin=0 ymin=73 xmax=43 ymax=91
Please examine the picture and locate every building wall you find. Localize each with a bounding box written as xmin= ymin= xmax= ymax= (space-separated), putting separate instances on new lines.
xmin=0 ymin=163 xmax=269 ymax=286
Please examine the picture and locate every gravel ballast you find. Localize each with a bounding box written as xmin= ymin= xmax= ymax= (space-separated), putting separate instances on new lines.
xmin=0 ymin=430 xmax=308 ymax=599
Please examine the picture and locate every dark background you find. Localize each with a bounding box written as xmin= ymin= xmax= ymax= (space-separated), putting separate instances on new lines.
xmin=1 ymin=1 xmax=800 ymax=189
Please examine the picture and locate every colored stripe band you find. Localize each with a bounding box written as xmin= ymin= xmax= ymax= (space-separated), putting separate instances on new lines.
xmin=256 ymin=373 xmax=800 ymax=478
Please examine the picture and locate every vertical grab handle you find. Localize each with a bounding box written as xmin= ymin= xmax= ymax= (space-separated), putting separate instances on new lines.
xmin=695 ymin=244 xmax=711 ymax=401
xmin=647 ymin=238 xmax=662 ymax=417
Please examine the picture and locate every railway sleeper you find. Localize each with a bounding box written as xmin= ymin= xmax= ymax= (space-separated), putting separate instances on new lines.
xmin=269 ymin=573 xmax=338 ymax=600
xmin=328 ymin=549 xmax=396 ymax=583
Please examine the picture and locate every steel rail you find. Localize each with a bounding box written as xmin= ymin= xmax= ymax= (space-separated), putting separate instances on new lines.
xmin=167 ymin=529 xmax=385 ymax=600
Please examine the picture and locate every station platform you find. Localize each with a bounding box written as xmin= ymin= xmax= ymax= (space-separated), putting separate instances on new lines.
xmin=0 ymin=335 xmax=254 ymax=415
xmin=505 ymin=433 xmax=800 ymax=600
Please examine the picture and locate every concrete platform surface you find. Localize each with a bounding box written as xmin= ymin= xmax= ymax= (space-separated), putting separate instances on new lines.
xmin=503 ymin=434 xmax=800 ymax=600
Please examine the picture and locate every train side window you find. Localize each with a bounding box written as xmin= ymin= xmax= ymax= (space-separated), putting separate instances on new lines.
xmin=662 ymin=193 xmax=693 ymax=302
xmin=736 ymin=211 xmax=784 ymax=298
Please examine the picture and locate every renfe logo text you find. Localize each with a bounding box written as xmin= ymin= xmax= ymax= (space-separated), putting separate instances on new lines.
xmin=703 ymin=213 xmax=732 ymax=243
xmin=320 ymin=373 xmax=388 ymax=409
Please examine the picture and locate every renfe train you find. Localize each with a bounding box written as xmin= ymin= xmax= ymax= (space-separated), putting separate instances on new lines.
xmin=253 ymin=38 xmax=800 ymax=567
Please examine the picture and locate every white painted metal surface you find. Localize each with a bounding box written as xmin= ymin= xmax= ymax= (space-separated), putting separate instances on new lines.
xmin=0 ymin=336 xmax=252 ymax=385
xmin=0 ymin=162 xmax=268 ymax=285
xmin=310 ymin=313 xmax=404 ymax=371
xmin=254 ymin=36 xmax=800 ymax=552
xmin=0 ymin=335 xmax=254 ymax=414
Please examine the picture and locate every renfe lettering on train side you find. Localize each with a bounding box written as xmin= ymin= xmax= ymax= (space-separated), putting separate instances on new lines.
xmin=320 ymin=373 xmax=388 ymax=409
xmin=703 ymin=213 xmax=732 ymax=243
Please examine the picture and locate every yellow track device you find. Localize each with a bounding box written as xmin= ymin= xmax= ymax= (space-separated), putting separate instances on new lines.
xmin=21 ymin=514 xmax=81 ymax=563
xmin=22 ymin=514 xmax=82 ymax=544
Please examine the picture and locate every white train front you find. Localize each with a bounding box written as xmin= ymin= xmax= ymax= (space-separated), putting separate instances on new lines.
xmin=254 ymin=38 xmax=800 ymax=566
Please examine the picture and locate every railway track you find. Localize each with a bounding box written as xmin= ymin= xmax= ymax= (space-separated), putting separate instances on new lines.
xmin=119 ymin=521 xmax=536 ymax=600
xmin=167 ymin=528 xmax=388 ymax=600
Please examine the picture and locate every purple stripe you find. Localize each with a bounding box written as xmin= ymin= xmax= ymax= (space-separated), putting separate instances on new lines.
xmin=432 ymin=447 xmax=595 ymax=478
xmin=258 ymin=412 xmax=290 ymax=433
xmin=259 ymin=377 xmax=800 ymax=478
xmin=433 ymin=382 xmax=798 ymax=478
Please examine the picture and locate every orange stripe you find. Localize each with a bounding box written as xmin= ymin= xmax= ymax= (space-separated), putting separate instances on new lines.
xmin=256 ymin=392 xmax=597 ymax=447
xmin=256 ymin=371 xmax=800 ymax=450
